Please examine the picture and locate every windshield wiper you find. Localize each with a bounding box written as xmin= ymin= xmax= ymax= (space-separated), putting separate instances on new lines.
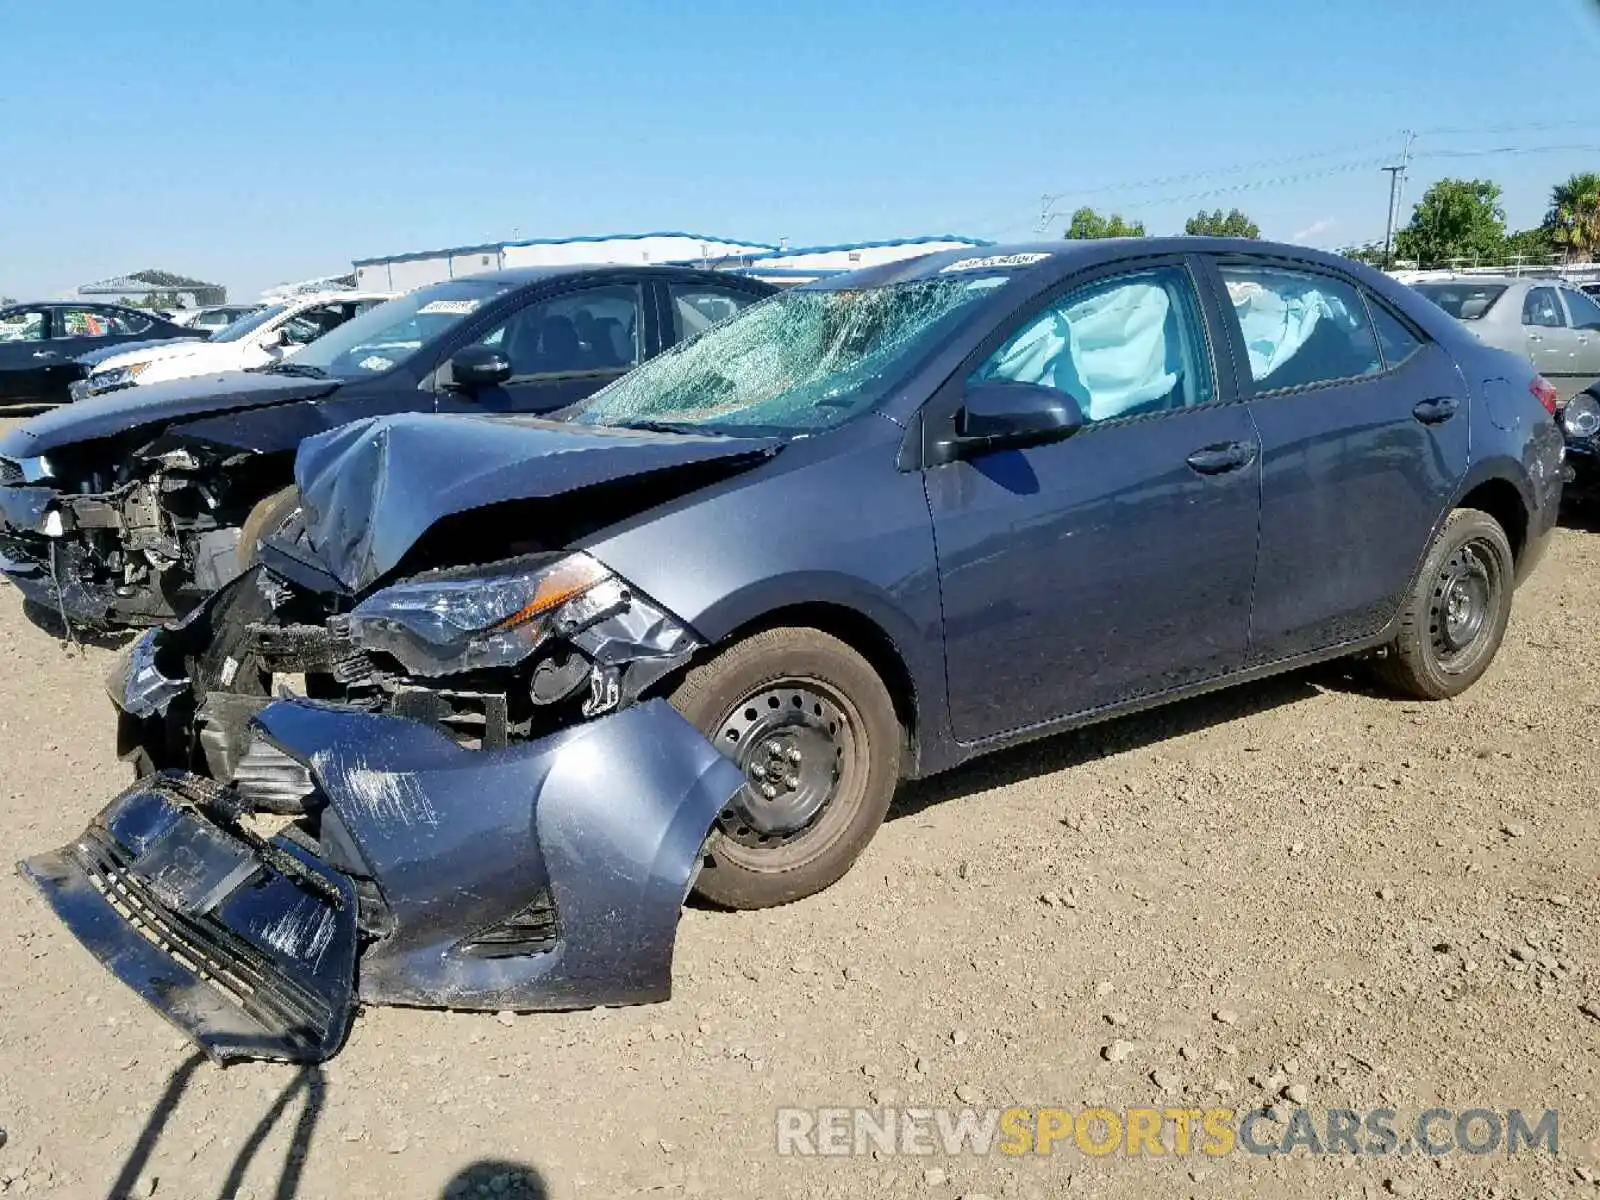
xmin=612 ymin=419 xmax=706 ymax=435
xmin=261 ymin=362 xmax=328 ymax=378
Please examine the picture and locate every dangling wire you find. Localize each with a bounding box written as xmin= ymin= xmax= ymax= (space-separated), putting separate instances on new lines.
xmin=47 ymin=539 xmax=79 ymax=652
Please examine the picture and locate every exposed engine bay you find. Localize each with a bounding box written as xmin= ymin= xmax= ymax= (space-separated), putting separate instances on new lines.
xmin=0 ymin=438 xmax=283 ymax=627
xmin=119 ymin=553 xmax=704 ymax=788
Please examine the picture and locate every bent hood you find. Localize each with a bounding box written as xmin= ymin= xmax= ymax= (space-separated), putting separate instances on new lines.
xmin=294 ymin=413 xmax=779 ymax=593
xmin=1 ymin=371 xmax=340 ymax=456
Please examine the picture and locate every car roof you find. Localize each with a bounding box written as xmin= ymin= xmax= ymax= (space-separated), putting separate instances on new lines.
xmin=804 ymin=237 xmax=1384 ymax=291
xmin=268 ymin=290 xmax=394 ymax=305
xmin=0 ymin=300 xmax=158 ymax=312
xmin=1410 ymin=276 xmax=1527 ymax=288
xmin=462 ymin=263 xmax=774 ymax=287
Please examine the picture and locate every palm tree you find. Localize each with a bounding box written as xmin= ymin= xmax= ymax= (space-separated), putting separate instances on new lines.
xmin=1545 ymin=172 xmax=1600 ymax=262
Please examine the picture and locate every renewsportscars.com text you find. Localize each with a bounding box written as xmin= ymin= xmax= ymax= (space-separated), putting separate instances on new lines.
xmin=776 ymin=1106 xmax=1559 ymax=1159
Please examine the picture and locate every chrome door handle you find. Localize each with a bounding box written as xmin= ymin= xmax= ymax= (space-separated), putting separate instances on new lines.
xmin=30 ymin=350 xmax=57 ymax=359
xmin=1528 ymin=334 xmax=1544 ymax=343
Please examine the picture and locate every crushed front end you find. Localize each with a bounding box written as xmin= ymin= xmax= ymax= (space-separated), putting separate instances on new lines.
xmin=115 ymin=538 xmax=705 ymax=786
xmin=0 ymin=439 xmax=268 ymax=630
xmin=21 ymin=697 xmax=744 ymax=1063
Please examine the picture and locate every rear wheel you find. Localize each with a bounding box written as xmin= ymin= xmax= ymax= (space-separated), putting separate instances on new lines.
xmin=1370 ymin=507 xmax=1514 ymax=700
xmin=238 ymin=484 xmax=302 ymax=568
xmin=668 ymin=627 xmax=901 ymax=909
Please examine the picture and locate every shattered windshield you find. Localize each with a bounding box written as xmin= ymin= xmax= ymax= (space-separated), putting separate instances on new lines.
xmin=284 ymin=279 xmax=516 ymax=379
xmin=566 ymin=276 xmax=1008 ymax=436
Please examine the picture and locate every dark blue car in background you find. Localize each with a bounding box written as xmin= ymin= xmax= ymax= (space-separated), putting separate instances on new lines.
xmin=31 ymin=239 xmax=1563 ymax=1061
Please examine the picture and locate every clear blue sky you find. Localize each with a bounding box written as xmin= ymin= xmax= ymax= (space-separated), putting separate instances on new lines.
xmin=3 ymin=0 xmax=1599 ymax=300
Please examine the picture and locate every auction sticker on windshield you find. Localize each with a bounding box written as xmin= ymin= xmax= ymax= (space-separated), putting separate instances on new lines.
xmin=417 ymin=299 xmax=482 ymax=316
xmin=939 ymin=253 xmax=1051 ymax=273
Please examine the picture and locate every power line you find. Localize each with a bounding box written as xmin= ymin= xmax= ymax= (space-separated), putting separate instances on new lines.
xmin=1035 ymin=138 xmax=1399 ymax=229
xmin=1039 ymin=156 xmax=1393 ymax=226
xmin=1416 ymin=143 xmax=1600 ymax=160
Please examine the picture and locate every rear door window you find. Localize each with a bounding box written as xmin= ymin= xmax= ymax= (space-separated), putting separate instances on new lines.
xmin=1522 ymin=287 xmax=1566 ymax=329
xmin=1218 ymin=265 xmax=1382 ymax=390
xmin=668 ymin=283 xmax=763 ymax=343
xmin=0 ymin=310 xmax=45 ymax=342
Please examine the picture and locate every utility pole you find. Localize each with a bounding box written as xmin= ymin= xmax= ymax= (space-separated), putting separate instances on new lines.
xmin=1381 ymin=130 xmax=1416 ymax=269
xmin=1036 ymin=194 xmax=1056 ymax=235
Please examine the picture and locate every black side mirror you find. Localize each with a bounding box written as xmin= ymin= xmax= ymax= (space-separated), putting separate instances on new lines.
xmin=450 ymin=345 xmax=513 ymax=389
xmin=946 ymin=381 xmax=1085 ymax=459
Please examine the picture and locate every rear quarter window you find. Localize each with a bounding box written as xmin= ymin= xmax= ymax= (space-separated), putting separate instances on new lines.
xmin=1366 ymin=299 xmax=1425 ymax=370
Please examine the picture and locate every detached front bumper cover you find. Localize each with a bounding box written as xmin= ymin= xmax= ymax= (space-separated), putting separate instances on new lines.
xmin=20 ymin=777 xmax=360 ymax=1063
xmin=19 ymin=698 xmax=744 ymax=1063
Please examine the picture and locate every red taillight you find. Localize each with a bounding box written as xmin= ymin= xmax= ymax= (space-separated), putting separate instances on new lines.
xmin=1531 ymin=376 xmax=1559 ymax=417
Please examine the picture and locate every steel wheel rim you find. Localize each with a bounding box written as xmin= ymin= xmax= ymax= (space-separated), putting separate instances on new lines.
xmin=714 ymin=679 xmax=858 ymax=851
xmin=1429 ymin=537 xmax=1501 ymax=671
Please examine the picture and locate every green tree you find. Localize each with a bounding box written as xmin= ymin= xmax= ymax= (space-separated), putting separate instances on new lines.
xmin=1504 ymin=226 xmax=1556 ymax=266
xmin=1393 ymin=178 xmax=1507 ymax=267
xmin=1338 ymin=243 xmax=1388 ymax=267
xmin=1063 ymin=207 xmax=1146 ymax=239
xmin=1544 ymin=171 xmax=1600 ymax=262
xmin=1183 ymin=208 xmax=1260 ymax=238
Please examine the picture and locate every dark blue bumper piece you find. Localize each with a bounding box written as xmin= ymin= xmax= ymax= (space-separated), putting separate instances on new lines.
xmin=19 ymin=698 xmax=744 ymax=1061
xmin=256 ymin=698 xmax=744 ymax=1012
xmin=19 ymin=780 xmax=359 ymax=1063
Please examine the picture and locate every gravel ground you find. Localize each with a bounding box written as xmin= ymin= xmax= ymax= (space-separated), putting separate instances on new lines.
xmin=0 ymin=423 xmax=1595 ymax=1197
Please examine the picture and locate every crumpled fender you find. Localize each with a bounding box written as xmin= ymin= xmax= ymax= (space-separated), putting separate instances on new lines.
xmin=257 ymin=697 xmax=744 ymax=1011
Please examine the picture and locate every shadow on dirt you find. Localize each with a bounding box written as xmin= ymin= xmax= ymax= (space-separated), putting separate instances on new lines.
xmin=438 ymin=1160 xmax=550 ymax=1198
xmin=890 ymin=664 xmax=1346 ymax=821
xmin=1558 ymin=500 xmax=1600 ymax=533
xmin=108 ymin=1051 xmax=327 ymax=1200
xmin=18 ymin=597 xmax=138 ymax=651
xmin=107 ymin=1051 xmax=553 ymax=1198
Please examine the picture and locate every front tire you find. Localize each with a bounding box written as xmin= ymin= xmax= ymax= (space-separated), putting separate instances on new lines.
xmin=238 ymin=484 xmax=302 ymax=568
xmin=668 ymin=627 xmax=901 ymax=909
xmin=1370 ymin=507 xmax=1514 ymax=700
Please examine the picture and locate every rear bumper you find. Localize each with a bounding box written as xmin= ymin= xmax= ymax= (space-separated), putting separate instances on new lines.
xmin=21 ymin=698 xmax=744 ymax=1062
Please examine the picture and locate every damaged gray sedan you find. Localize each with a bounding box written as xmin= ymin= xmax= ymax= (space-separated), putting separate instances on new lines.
xmin=24 ymin=240 xmax=1563 ymax=1061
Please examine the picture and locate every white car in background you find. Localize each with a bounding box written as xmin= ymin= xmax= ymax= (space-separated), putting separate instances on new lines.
xmin=77 ymin=291 xmax=394 ymax=397
xmin=165 ymin=304 xmax=267 ymax=333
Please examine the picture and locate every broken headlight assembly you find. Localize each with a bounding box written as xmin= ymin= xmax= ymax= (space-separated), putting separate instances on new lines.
xmin=1561 ymin=393 xmax=1600 ymax=441
xmin=345 ymin=552 xmax=629 ymax=678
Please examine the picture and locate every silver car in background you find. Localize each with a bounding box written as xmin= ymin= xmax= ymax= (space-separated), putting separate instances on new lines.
xmin=1412 ymin=276 xmax=1600 ymax=400
xmin=1414 ymin=276 xmax=1600 ymax=501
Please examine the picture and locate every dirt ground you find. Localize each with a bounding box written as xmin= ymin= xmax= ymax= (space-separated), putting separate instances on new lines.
xmin=0 ymin=424 xmax=1596 ymax=1198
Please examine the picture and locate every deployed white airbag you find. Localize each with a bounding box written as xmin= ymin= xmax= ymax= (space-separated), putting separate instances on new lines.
xmin=978 ymin=283 xmax=1177 ymax=420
